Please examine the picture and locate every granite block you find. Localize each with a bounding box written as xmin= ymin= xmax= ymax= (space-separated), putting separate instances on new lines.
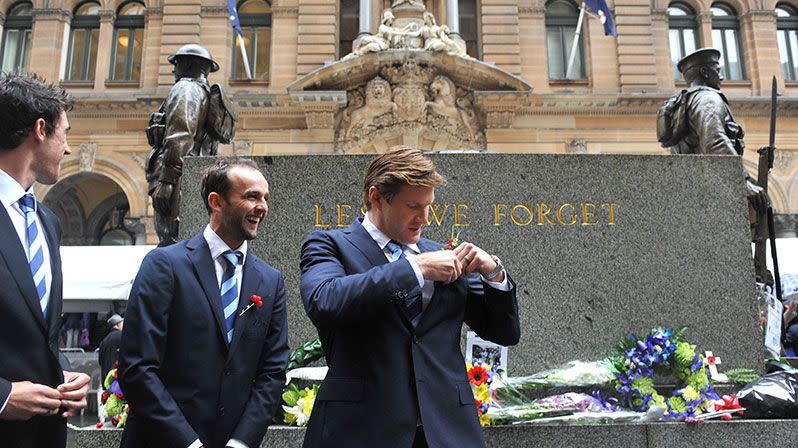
xmin=179 ymin=154 xmax=761 ymax=375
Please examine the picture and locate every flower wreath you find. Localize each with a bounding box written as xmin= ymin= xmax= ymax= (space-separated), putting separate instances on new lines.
xmin=612 ymin=327 xmax=719 ymax=419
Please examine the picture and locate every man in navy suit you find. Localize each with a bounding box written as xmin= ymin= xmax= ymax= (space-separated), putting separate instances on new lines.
xmin=0 ymin=73 xmax=91 ymax=447
xmin=300 ymin=147 xmax=520 ymax=448
xmin=119 ymin=157 xmax=289 ymax=448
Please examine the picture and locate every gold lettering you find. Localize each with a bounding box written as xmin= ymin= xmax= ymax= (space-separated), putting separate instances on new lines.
xmin=537 ymin=202 xmax=556 ymax=225
xmin=428 ymin=204 xmax=450 ymax=226
xmin=557 ymin=203 xmax=577 ymax=225
xmin=454 ymin=204 xmax=472 ymax=227
xmin=511 ymin=204 xmax=534 ymax=226
xmin=360 ymin=205 xmax=367 ymax=216
xmin=314 ymin=204 xmax=331 ymax=228
xmin=581 ymin=202 xmax=598 ymax=226
xmin=337 ymin=204 xmax=352 ymax=227
xmin=601 ymin=202 xmax=619 ymax=225
xmin=493 ymin=204 xmax=508 ymax=226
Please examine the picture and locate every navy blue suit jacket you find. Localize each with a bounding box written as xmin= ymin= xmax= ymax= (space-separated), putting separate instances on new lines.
xmin=0 ymin=200 xmax=66 ymax=447
xmin=119 ymin=233 xmax=289 ymax=448
xmin=299 ymin=218 xmax=520 ymax=448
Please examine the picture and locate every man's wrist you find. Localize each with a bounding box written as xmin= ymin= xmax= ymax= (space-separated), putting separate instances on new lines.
xmin=483 ymin=255 xmax=504 ymax=280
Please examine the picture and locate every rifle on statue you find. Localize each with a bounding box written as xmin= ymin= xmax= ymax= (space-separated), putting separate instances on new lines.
xmin=753 ymin=76 xmax=782 ymax=302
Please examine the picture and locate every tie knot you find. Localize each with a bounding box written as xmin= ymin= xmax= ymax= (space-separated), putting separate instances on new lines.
xmin=222 ymin=251 xmax=243 ymax=268
xmin=386 ymin=240 xmax=404 ymax=261
xmin=18 ymin=194 xmax=36 ymax=213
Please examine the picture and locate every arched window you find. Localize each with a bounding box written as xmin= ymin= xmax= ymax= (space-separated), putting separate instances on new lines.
xmin=339 ymin=0 xmax=358 ymax=58
xmin=545 ymin=0 xmax=584 ymax=80
xmin=459 ymin=0 xmax=479 ymax=58
xmin=0 ymin=2 xmax=33 ymax=73
xmin=711 ymin=3 xmax=745 ymax=80
xmin=110 ymin=1 xmax=145 ymax=81
xmin=231 ymin=0 xmax=271 ymax=80
xmin=668 ymin=3 xmax=699 ymax=80
xmin=66 ymin=1 xmax=101 ymax=81
xmin=777 ymin=4 xmax=798 ymax=81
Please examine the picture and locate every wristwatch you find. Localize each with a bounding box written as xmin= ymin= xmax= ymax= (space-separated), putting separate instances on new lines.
xmin=484 ymin=255 xmax=504 ymax=280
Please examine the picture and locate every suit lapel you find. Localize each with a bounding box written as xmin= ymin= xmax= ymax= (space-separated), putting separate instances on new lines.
xmin=0 ymin=199 xmax=47 ymax=333
xmin=186 ymin=234 xmax=229 ymax=350
xmin=228 ymin=254 xmax=263 ymax=357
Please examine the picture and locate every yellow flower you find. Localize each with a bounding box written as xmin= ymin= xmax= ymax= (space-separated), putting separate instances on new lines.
xmin=475 ymin=383 xmax=491 ymax=404
xmin=479 ymin=413 xmax=491 ymax=426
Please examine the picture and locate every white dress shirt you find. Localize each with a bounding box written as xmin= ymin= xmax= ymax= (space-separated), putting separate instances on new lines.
xmin=0 ymin=168 xmax=53 ymax=416
xmin=187 ymin=226 xmax=249 ymax=448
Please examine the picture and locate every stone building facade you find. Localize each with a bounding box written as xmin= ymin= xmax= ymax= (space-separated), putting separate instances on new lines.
xmin=2 ymin=0 xmax=797 ymax=244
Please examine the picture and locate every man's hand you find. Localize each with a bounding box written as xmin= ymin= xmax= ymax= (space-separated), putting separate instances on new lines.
xmin=153 ymin=181 xmax=174 ymax=215
xmin=746 ymin=179 xmax=769 ymax=215
xmin=57 ymin=371 xmax=90 ymax=418
xmin=410 ymin=250 xmax=462 ymax=284
xmin=454 ymin=242 xmax=504 ymax=282
xmin=0 ymin=381 xmax=62 ymax=420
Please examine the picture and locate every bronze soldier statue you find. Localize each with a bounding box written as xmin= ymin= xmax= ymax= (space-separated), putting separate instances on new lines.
xmin=657 ymin=48 xmax=770 ymax=280
xmin=145 ymin=44 xmax=237 ymax=246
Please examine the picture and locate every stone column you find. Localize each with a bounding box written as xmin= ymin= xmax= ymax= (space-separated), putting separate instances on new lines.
xmin=446 ymin=0 xmax=459 ymax=34
xmin=697 ymin=11 xmax=713 ymax=52
xmin=271 ymin=4 xmax=300 ymax=88
xmin=358 ymin=0 xmax=371 ymax=36
xmin=741 ymin=9 xmax=780 ymax=94
xmin=94 ymin=10 xmax=115 ymax=89
xmin=29 ymin=8 xmax=70 ymax=81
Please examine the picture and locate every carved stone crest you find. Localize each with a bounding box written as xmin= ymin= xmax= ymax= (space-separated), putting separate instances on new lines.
xmin=79 ymin=142 xmax=98 ymax=172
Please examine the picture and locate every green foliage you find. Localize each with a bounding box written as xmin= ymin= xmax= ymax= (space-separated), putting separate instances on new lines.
xmin=722 ymin=368 xmax=759 ymax=385
xmin=672 ymin=342 xmax=696 ymax=367
xmin=667 ymin=395 xmax=687 ymax=414
xmin=282 ymin=383 xmax=301 ymax=406
xmin=287 ymin=338 xmax=324 ymax=371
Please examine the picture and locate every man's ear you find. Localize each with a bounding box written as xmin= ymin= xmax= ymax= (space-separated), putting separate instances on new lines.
xmin=32 ymin=118 xmax=47 ymax=142
xmin=207 ymin=192 xmax=224 ymax=212
xmin=367 ymin=186 xmax=382 ymax=210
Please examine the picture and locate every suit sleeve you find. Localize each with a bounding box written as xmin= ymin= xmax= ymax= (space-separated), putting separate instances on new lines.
xmin=118 ymin=250 xmax=199 ymax=447
xmin=463 ymin=273 xmax=521 ymax=346
xmin=232 ymin=273 xmax=290 ymax=446
xmin=299 ymin=230 xmax=421 ymax=328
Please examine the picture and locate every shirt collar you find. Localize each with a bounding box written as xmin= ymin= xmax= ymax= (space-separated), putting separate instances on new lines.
xmin=362 ymin=213 xmax=420 ymax=255
xmin=203 ymin=225 xmax=248 ymax=264
xmin=0 ymin=168 xmax=34 ymax=211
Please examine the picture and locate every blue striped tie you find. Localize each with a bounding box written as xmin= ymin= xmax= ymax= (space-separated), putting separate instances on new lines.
xmin=220 ymin=251 xmax=243 ymax=343
xmin=385 ymin=240 xmax=422 ymax=320
xmin=18 ymin=194 xmax=48 ymax=318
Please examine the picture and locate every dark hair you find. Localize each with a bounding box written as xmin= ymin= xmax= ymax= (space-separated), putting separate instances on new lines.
xmin=362 ymin=146 xmax=445 ymax=210
xmin=201 ymin=157 xmax=261 ymax=213
xmin=0 ymin=72 xmax=74 ymax=151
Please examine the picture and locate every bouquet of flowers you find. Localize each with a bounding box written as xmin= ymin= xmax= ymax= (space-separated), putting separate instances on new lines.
xmin=466 ymin=359 xmax=501 ymax=426
xmin=492 ymin=360 xmax=617 ymax=405
xmin=282 ymin=383 xmax=319 ymax=426
xmin=97 ymin=361 xmax=130 ymax=428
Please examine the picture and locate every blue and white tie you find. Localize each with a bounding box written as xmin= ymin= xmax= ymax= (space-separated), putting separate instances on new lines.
xmin=385 ymin=240 xmax=422 ymax=320
xmin=18 ymin=194 xmax=48 ymax=318
xmin=220 ymin=251 xmax=243 ymax=343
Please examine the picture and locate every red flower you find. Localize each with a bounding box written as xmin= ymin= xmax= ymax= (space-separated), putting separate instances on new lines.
xmin=96 ymin=422 xmax=104 ymax=428
xmin=251 ymin=294 xmax=263 ymax=307
xmin=468 ymin=365 xmax=488 ymax=386
xmin=101 ymin=391 xmax=109 ymax=403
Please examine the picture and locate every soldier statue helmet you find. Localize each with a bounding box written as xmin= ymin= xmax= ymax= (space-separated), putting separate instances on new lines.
xmin=677 ymin=48 xmax=722 ymax=89
xmin=167 ymin=44 xmax=220 ymax=73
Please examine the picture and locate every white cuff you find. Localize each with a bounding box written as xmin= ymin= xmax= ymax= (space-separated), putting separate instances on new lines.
xmin=188 ymin=439 xmax=203 ymax=448
xmin=481 ymin=271 xmax=510 ymax=291
xmin=0 ymin=392 xmax=9 ymax=415
xmin=226 ymin=438 xmax=249 ymax=448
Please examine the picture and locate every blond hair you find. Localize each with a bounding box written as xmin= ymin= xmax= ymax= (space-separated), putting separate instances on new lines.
xmin=362 ymin=146 xmax=445 ymax=210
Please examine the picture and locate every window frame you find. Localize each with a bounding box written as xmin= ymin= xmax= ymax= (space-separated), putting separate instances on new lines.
xmin=667 ymin=2 xmax=699 ymax=80
xmin=545 ymin=0 xmax=585 ymax=80
xmin=777 ymin=3 xmax=798 ymax=81
xmin=459 ymin=0 xmax=481 ymax=59
xmin=0 ymin=2 xmax=33 ymax=74
xmin=65 ymin=1 xmax=101 ymax=81
xmin=109 ymin=1 xmax=145 ymax=82
xmin=711 ymin=3 xmax=746 ymax=81
xmin=230 ymin=0 xmax=272 ymax=81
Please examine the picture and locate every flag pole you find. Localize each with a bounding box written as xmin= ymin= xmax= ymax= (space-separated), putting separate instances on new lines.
xmin=565 ymin=2 xmax=586 ymax=79
xmin=236 ymin=33 xmax=253 ymax=80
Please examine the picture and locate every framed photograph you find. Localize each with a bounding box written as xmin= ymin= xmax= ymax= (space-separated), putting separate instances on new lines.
xmin=465 ymin=331 xmax=509 ymax=376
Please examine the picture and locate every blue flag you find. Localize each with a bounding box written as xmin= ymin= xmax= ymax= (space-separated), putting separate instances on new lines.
xmin=227 ymin=0 xmax=243 ymax=37
xmin=584 ymin=0 xmax=616 ymax=37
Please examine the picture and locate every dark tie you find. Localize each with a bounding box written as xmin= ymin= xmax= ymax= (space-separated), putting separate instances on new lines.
xmin=385 ymin=240 xmax=422 ymax=320
xmin=220 ymin=250 xmax=243 ymax=343
xmin=18 ymin=194 xmax=48 ymax=318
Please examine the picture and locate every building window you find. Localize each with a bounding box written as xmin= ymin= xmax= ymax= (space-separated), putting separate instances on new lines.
xmin=545 ymin=0 xmax=584 ymax=80
xmin=777 ymin=4 xmax=798 ymax=81
xmin=109 ymin=1 xmax=145 ymax=82
xmin=0 ymin=2 xmax=33 ymax=74
xmin=339 ymin=0 xmax=358 ymax=58
xmin=231 ymin=0 xmax=271 ymax=80
xmin=66 ymin=1 xmax=101 ymax=81
xmin=668 ymin=3 xmax=699 ymax=81
xmin=459 ymin=0 xmax=479 ymax=58
xmin=711 ymin=3 xmax=745 ymax=80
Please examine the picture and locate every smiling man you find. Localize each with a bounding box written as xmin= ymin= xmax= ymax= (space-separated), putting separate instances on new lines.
xmin=119 ymin=157 xmax=289 ymax=448
xmin=300 ymin=146 xmax=520 ymax=448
